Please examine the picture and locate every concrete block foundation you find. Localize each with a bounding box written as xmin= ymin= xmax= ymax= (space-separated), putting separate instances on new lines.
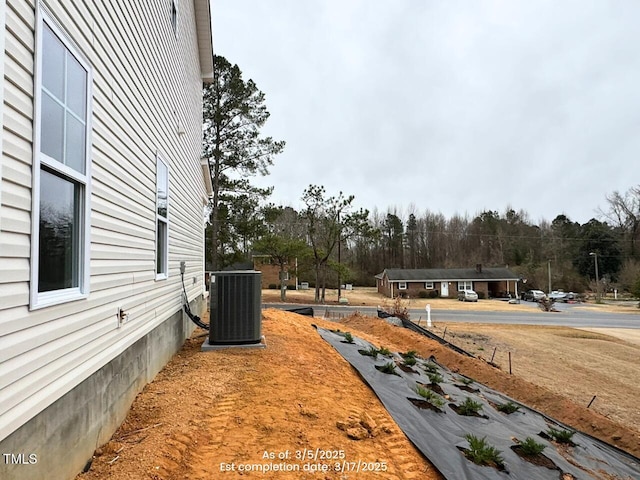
xmin=0 ymin=296 xmax=203 ymax=480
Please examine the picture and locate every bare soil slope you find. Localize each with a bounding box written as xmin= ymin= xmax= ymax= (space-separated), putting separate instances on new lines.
xmin=77 ymin=309 xmax=640 ymax=480
xmin=78 ymin=310 xmax=440 ymax=480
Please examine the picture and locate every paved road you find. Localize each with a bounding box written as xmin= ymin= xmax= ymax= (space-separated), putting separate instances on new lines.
xmin=264 ymin=302 xmax=640 ymax=329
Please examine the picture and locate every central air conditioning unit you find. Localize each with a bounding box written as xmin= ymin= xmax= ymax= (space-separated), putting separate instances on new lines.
xmin=206 ymin=270 xmax=263 ymax=348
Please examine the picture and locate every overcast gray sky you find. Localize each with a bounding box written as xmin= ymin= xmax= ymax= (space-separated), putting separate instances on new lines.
xmin=212 ymin=0 xmax=640 ymax=225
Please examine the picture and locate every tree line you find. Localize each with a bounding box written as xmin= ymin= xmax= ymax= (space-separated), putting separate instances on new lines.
xmin=204 ymin=55 xmax=640 ymax=302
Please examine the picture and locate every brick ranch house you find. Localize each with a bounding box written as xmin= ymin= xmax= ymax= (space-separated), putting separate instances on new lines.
xmin=252 ymin=255 xmax=298 ymax=289
xmin=376 ymin=266 xmax=520 ymax=299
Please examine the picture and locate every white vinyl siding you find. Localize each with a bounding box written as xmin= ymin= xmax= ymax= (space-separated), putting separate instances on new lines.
xmin=0 ymin=0 xmax=4 ymax=230
xmin=0 ymin=0 xmax=210 ymax=444
xmin=458 ymin=281 xmax=473 ymax=291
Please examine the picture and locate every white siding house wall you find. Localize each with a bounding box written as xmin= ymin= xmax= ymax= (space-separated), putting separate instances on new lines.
xmin=0 ymin=1 xmax=212 ymax=478
xmin=0 ymin=0 xmax=4 ymax=227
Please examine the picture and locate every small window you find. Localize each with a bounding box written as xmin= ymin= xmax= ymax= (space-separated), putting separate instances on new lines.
xmin=31 ymin=10 xmax=91 ymax=309
xmin=171 ymin=0 xmax=177 ymax=35
xmin=398 ymin=282 xmax=407 ymax=290
xmin=156 ymin=156 xmax=169 ymax=278
xmin=458 ymin=281 xmax=473 ymax=291
xmin=425 ymin=282 xmax=434 ymax=289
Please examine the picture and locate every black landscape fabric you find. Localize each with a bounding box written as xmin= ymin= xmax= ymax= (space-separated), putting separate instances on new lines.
xmin=317 ymin=327 xmax=640 ymax=480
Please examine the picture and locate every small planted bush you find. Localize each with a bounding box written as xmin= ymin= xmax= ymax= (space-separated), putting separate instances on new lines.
xmin=457 ymin=397 xmax=484 ymax=416
xmin=376 ymin=362 xmax=397 ymax=375
xmin=428 ymin=372 xmax=444 ymax=384
xmin=416 ymin=385 xmax=445 ymax=408
xmin=343 ymin=332 xmax=354 ymax=344
xmin=496 ymin=401 xmax=520 ymax=414
xmin=458 ymin=376 xmax=474 ymax=386
xmin=519 ymin=437 xmax=546 ymax=456
xmin=402 ymin=355 xmax=417 ymax=366
xmin=512 ymin=436 xmax=558 ymax=470
xmin=377 ymin=346 xmax=391 ymax=356
xmin=424 ymin=362 xmax=438 ymax=374
xmin=463 ymin=434 xmax=504 ymax=469
xmin=546 ymin=427 xmax=575 ymax=444
xmin=358 ymin=346 xmax=379 ymax=358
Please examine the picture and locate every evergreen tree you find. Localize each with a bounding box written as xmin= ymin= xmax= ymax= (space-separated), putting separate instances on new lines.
xmin=573 ymin=219 xmax=621 ymax=280
xmin=203 ymin=55 xmax=285 ymax=269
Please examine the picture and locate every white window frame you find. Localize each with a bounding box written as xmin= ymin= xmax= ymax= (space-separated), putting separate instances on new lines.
xmin=425 ymin=282 xmax=434 ymax=289
xmin=156 ymin=154 xmax=169 ymax=280
xmin=30 ymin=6 xmax=92 ymax=309
xmin=458 ymin=281 xmax=473 ymax=291
xmin=398 ymin=281 xmax=407 ymax=290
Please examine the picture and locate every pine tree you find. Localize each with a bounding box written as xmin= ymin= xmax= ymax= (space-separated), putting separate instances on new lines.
xmin=203 ymin=55 xmax=285 ymax=270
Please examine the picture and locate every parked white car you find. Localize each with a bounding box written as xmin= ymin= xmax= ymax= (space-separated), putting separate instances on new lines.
xmin=548 ymin=291 xmax=567 ymax=301
xmin=458 ymin=290 xmax=479 ymax=302
xmin=523 ymin=289 xmax=546 ymax=301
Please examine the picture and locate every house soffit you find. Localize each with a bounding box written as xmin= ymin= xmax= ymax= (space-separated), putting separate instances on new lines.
xmin=194 ymin=0 xmax=214 ymax=82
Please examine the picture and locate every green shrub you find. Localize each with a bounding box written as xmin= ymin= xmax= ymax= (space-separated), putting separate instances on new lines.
xmin=477 ymin=291 xmax=486 ymax=299
xmin=496 ymin=401 xmax=520 ymax=414
xmin=377 ymin=346 xmax=391 ymax=356
xmin=464 ymin=434 xmax=504 ymax=467
xmin=286 ymin=284 xmax=296 ymax=290
xmin=424 ymin=362 xmax=438 ymax=374
xmin=418 ymin=289 xmax=429 ymax=298
xmin=343 ymin=332 xmax=354 ymax=344
xmin=377 ymin=362 xmax=396 ymax=374
xmin=401 ymin=351 xmax=418 ymax=365
xmin=416 ymin=385 xmax=445 ymax=407
xmin=519 ymin=437 xmax=546 ymax=456
xmin=428 ymin=290 xmax=439 ymax=298
xmin=359 ymin=346 xmax=379 ymax=358
xmin=268 ymin=283 xmax=278 ymax=289
xmin=428 ymin=372 xmax=444 ymax=384
xmin=402 ymin=356 xmax=417 ymax=366
xmin=546 ymin=427 xmax=575 ymax=444
xmin=457 ymin=397 xmax=483 ymax=416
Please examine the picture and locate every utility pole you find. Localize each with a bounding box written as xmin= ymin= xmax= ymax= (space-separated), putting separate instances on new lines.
xmin=590 ymin=252 xmax=600 ymax=303
xmin=337 ymin=212 xmax=341 ymax=300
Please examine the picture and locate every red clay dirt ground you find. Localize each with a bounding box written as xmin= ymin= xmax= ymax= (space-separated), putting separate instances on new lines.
xmin=77 ymin=309 xmax=640 ymax=480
